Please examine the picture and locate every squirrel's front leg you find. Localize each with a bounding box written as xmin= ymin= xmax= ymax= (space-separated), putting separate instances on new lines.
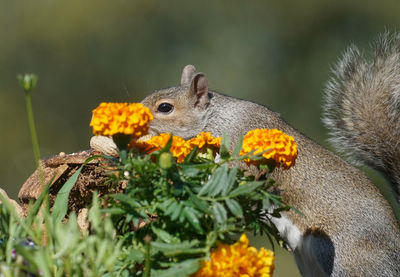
xmin=90 ymin=135 xmax=119 ymax=157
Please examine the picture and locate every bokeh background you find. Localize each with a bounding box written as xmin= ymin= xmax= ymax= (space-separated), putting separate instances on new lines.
xmin=2 ymin=1 xmax=400 ymax=275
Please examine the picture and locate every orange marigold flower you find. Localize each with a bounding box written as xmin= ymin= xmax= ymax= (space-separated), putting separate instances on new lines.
xmin=240 ymin=129 xmax=297 ymax=169
xmin=90 ymin=102 xmax=153 ymax=138
xmin=133 ymin=133 xmax=192 ymax=163
xmin=186 ymin=132 xmax=221 ymax=150
xmin=194 ymin=234 xmax=275 ymax=277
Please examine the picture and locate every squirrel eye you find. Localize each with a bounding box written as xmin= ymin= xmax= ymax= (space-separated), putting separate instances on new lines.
xmin=157 ymin=102 xmax=174 ymax=114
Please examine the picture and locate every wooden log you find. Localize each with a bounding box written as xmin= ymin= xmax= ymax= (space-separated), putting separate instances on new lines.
xmin=18 ymin=149 xmax=124 ymax=216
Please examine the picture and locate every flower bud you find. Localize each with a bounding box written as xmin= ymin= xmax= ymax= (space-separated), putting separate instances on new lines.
xmin=159 ymin=152 xmax=173 ymax=169
xmin=17 ymin=74 xmax=38 ymax=92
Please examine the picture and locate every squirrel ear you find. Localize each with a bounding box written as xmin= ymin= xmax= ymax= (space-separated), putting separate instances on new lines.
xmin=180 ymin=65 xmax=197 ymax=86
xmin=189 ymin=73 xmax=210 ymax=109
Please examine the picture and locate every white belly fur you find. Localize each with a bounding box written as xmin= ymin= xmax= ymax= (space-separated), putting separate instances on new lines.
xmin=267 ymin=212 xmax=328 ymax=277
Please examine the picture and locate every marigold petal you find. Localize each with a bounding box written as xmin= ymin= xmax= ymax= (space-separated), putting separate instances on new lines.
xmin=193 ymin=234 xmax=275 ymax=277
xmin=240 ymin=129 xmax=297 ymax=169
xmin=90 ymin=102 xmax=153 ymax=138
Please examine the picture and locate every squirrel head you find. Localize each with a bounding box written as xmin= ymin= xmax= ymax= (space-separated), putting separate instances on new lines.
xmin=141 ymin=65 xmax=212 ymax=139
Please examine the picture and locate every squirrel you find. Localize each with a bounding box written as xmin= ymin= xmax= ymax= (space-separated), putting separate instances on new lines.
xmin=90 ymin=33 xmax=400 ymax=276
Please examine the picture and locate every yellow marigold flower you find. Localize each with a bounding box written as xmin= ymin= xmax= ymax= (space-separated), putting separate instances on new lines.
xmin=240 ymin=129 xmax=297 ymax=169
xmin=133 ymin=133 xmax=192 ymax=163
xmin=186 ymin=132 xmax=221 ymax=150
xmin=90 ymin=102 xmax=153 ymax=138
xmin=194 ymin=234 xmax=275 ymax=277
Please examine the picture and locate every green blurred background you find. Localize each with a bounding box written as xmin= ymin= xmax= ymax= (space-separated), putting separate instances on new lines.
xmin=2 ymin=1 xmax=400 ymax=275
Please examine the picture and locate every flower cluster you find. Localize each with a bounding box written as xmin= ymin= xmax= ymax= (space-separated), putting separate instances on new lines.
xmin=194 ymin=234 xmax=275 ymax=277
xmin=133 ymin=132 xmax=221 ymax=163
xmin=240 ymin=129 xmax=297 ymax=169
xmin=187 ymin=132 xmax=221 ymax=151
xmin=133 ymin=133 xmax=191 ymax=163
xmin=90 ymin=102 xmax=153 ymax=138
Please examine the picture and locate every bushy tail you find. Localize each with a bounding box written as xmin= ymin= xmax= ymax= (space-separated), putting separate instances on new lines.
xmin=322 ymin=32 xmax=400 ymax=202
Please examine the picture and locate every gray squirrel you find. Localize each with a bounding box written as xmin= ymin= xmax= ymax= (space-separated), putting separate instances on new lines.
xmin=90 ymin=33 xmax=400 ymax=276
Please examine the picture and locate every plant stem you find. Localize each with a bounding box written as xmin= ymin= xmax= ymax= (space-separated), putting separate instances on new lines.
xmin=144 ymin=235 xmax=152 ymax=277
xmin=25 ymin=92 xmax=41 ymax=167
xmin=24 ymin=91 xmax=44 ymax=183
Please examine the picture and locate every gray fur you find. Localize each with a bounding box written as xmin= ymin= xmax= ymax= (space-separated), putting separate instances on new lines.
xmin=322 ymin=32 xmax=400 ymax=201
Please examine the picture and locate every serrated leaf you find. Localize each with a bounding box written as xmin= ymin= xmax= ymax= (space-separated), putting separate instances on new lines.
xmin=183 ymin=146 xmax=198 ymax=163
xmin=231 ymin=135 xmax=244 ymax=157
xmin=198 ymin=164 xmax=228 ymax=196
xmin=212 ymin=202 xmax=227 ymax=224
xmin=188 ymin=195 xmax=209 ymax=214
xmin=262 ymin=197 xmax=271 ymax=211
xmin=210 ymin=164 xmax=229 ymax=196
xmin=165 ymin=201 xmax=179 ymax=216
xmin=151 ymin=226 xmax=178 ymax=244
xmin=171 ymin=203 xmax=182 ymax=221
xmin=151 ymin=240 xmax=200 ymax=256
xmin=151 ymin=258 xmax=200 ymax=277
xmin=112 ymin=194 xmax=141 ymax=209
xmin=229 ymin=181 xmax=264 ymax=197
xmin=101 ymin=207 xmax=126 ymax=215
xmin=184 ymin=206 xmax=203 ymax=233
xmin=225 ymin=199 xmax=243 ymax=218
xmin=180 ymin=165 xmax=201 ymax=177
xmin=221 ymin=166 xmax=238 ymax=196
xmin=220 ymin=134 xmax=230 ymax=159
xmin=159 ymin=198 xmax=175 ymax=211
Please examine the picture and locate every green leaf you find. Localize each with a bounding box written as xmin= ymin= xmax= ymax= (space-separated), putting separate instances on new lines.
xmin=262 ymin=197 xmax=271 ymax=211
xmin=151 ymin=258 xmax=200 ymax=277
xmin=225 ymin=199 xmax=243 ymax=218
xmin=180 ymin=165 xmax=201 ymax=177
xmin=231 ymin=135 xmax=244 ymax=157
xmin=33 ymin=249 xmax=52 ymax=277
xmin=51 ymin=165 xmax=84 ymax=223
xmin=209 ymin=164 xmax=229 ymax=197
xmin=151 ymin=240 xmax=201 ymax=256
xmin=220 ymin=134 xmax=230 ymax=159
xmin=183 ymin=206 xmax=203 ymax=233
xmin=113 ymin=194 xmax=141 ymax=209
xmin=14 ymin=246 xmax=43 ymax=275
xmin=198 ymin=164 xmax=228 ymax=196
xmin=184 ymin=146 xmax=198 ymax=163
xmin=51 ymin=155 xmax=101 ymax=223
xmin=101 ymin=207 xmax=126 ymax=215
xmin=25 ymin=182 xmax=50 ymax=226
xmin=151 ymin=226 xmax=178 ymax=244
xmin=159 ymin=198 xmax=175 ymax=211
xmin=221 ymin=166 xmax=238 ymax=196
xmin=229 ymin=181 xmax=264 ymax=197
xmin=165 ymin=201 xmax=179 ymax=216
xmin=212 ymin=202 xmax=227 ymax=224
xmin=186 ymin=193 xmax=210 ymax=214
xmin=171 ymin=202 xmax=183 ymax=221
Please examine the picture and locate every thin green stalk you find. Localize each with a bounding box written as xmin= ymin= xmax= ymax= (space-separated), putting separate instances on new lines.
xmin=144 ymin=235 xmax=152 ymax=277
xmin=24 ymin=91 xmax=41 ymax=169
